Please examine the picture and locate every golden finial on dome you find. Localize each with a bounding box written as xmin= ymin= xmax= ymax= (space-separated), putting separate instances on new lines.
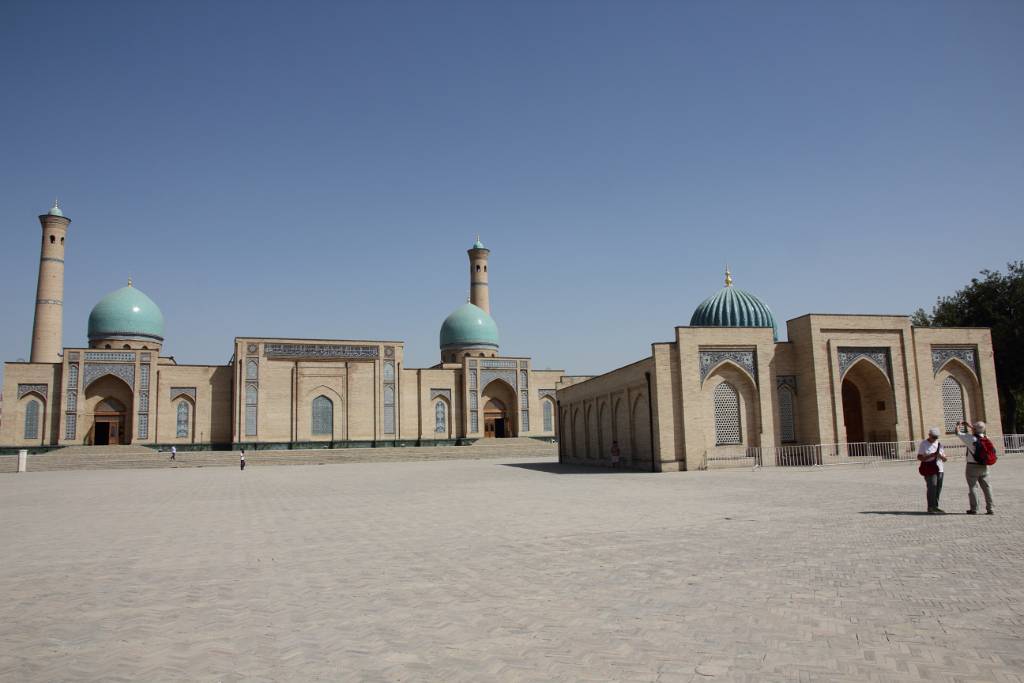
xmin=724 ymin=265 xmax=733 ymax=287
xmin=52 ymin=197 xmax=60 ymax=211
xmin=128 ymin=276 xmax=133 ymax=287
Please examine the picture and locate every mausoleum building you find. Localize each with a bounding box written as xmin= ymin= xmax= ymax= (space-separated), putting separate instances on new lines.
xmin=557 ymin=270 xmax=1002 ymax=471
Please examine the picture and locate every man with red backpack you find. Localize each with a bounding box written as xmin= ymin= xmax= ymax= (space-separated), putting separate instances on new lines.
xmin=956 ymin=421 xmax=996 ymax=515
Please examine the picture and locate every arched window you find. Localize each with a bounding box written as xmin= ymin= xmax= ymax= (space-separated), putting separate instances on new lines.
xmin=778 ymin=386 xmax=796 ymax=443
xmin=176 ymin=401 xmax=190 ymax=438
xmin=49 ymin=234 xmax=55 ymax=244
xmin=383 ymin=361 xmax=395 ymax=381
xmin=435 ymin=400 xmax=447 ymax=434
xmin=543 ymin=399 xmax=554 ymax=432
xmin=246 ymin=359 xmax=258 ymax=380
xmin=312 ymin=395 xmax=333 ymax=435
xmin=942 ymin=375 xmax=966 ymax=433
xmin=713 ymin=382 xmax=741 ymax=446
xmin=24 ymin=399 xmax=40 ymax=439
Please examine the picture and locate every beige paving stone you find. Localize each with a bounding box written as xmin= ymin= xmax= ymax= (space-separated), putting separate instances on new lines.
xmin=0 ymin=456 xmax=1022 ymax=681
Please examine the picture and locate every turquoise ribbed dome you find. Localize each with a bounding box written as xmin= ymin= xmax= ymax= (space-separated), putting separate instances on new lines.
xmin=690 ymin=276 xmax=777 ymax=341
xmin=47 ymin=200 xmax=63 ymax=217
xmin=472 ymin=238 xmax=486 ymax=250
xmin=88 ymin=285 xmax=165 ymax=342
xmin=440 ymin=303 xmax=499 ymax=350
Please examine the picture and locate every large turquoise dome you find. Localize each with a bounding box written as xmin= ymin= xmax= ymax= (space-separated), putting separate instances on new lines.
xmin=440 ymin=303 xmax=499 ymax=350
xmin=690 ymin=272 xmax=777 ymax=341
xmin=88 ymin=284 xmax=165 ymax=343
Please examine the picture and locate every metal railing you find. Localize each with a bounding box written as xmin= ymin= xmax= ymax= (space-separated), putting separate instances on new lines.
xmin=705 ymin=434 xmax=1023 ymax=470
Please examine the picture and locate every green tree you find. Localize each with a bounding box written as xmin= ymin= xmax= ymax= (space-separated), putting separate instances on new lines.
xmin=918 ymin=262 xmax=1023 ymax=433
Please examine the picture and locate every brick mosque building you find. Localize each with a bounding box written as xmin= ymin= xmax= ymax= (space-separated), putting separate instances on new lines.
xmin=1 ymin=202 xmax=1003 ymax=469
xmin=1 ymin=203 xmax=567 ymax=451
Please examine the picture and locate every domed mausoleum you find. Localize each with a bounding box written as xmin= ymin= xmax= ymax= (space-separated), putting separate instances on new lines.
xmin=690 ymin=269 xmax=778 ymax=341
xmin=87 ymin=281 xmax=165 ymax=349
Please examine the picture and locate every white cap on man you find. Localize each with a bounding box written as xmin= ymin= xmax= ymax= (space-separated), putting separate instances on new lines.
xmin=973 ymin=421 xmax=986 ymax=434
xmin=928 ymin=427 xmax=941 ymax=437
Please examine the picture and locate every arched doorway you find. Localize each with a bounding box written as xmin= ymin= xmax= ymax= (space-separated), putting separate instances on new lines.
xmin=484 ymin=399 xmax=509 ymax=438
xmin=93 ymin=398 xmax=127 ymax=445
xmin=85 ymin=374 xmax=134 ymax=446
xmin=841 ymin=380 xmax=864 ymax=443
xmin=481 ymin=379 xmax=518 ymax=438
xmin=841 ymin=359 xmax=896 ymax=450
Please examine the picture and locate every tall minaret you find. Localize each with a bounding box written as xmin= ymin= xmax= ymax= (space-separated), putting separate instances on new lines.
xmin=30 ymin=200 xmax=70 ymax=363
xmin=468 ymin=236 xmax=490 ymax=313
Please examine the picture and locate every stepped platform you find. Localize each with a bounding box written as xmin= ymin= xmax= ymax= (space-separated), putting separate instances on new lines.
xmin=0 ymin=438 xmax=557 ymax=474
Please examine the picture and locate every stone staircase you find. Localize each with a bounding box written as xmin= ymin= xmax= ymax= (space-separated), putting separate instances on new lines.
xmin=0 ymin=439 xmax=557 ymax=474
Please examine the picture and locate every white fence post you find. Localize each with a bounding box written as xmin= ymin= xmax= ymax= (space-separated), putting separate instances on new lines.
xmin=17 ymin=449 xmax=28 ymax=473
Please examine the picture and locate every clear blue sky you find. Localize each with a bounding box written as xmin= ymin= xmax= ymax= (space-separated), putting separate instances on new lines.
xmin=2 ymin=0 xmax=1022 ymax=379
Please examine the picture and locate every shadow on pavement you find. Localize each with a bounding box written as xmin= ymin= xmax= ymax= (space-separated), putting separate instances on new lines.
xmin=859 ymin=511 xmax=956 ymax=516
xmin=502 ymin=462 xmax=639 ymax=475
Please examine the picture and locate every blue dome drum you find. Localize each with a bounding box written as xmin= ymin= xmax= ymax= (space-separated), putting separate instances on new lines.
xmin=87 ymin=282 xmax=166 ymax=344
xmin=690 ymin=270 xmax=778 ymax=341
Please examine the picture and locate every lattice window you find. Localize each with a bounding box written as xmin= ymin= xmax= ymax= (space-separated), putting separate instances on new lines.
xmin=468 ymin=370 xmax=477 ymax=390
xmin=383 ymin=361 xmax=395 ymax=381
xmin=435 ymin=400 xmax=447 ymax=434
xmin=520 ymin=390 xmax=529 ymax=410
xmin=543 ymin=399 xmax=554 ymax=432
xmin=246 ymin=359 xmax=258 ymax=380
xmin=245 ymin=406 xmax=257 ymax=436
xmin=520 ymin=370 xmax=528 ymax=388
xmin=778 ymin=386 xmax=796 ymax=443
xmin=942 ymin=376 xmax=965 ymax=433
xmin=713 ymin=382 xmax=741 ymax=446
xmin=245 ymin=383 xmax=258 ymax=437
xmin=176 ymin=401 xmax=190 ymax=438
xmin=65 ymin=413 xmax=76 ymax=440
xmin=312 ymin=395 xmax=333 ymax=435
xmin=521 ymin=411 xmax=529 ymax=432
xmin=138 ymin=414 xmax=149 ymax=440
xmin=24 ymin=399 xmax=40 ymax=439
xmin=68 ymin=363 xmax=78 ymax=389
xmin=383 ymin=385 xmax=395 ymax=435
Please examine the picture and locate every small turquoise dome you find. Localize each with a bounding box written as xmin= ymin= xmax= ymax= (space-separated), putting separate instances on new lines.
xmin=88 ymin=284 xmax=165 ymax=342
xmin=690 ymin=272 xmax=777 ymax=341
xmin=472 ymin=238 xmax=486 ymax=250
xmin=47 ymin=200 xmax=63 ymax=217
xmin=440 ymin=303 xmax=499 ymax=350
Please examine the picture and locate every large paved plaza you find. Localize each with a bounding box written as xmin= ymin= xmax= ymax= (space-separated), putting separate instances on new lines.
xmin=2 ymin=455 xmax=1022 ymax=682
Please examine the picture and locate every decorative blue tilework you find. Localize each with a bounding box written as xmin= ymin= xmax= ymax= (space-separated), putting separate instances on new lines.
xmin=699 ymin=350 xmax=757 ymax=384
xmin=931 ymin=346 xmax=978 ymax=377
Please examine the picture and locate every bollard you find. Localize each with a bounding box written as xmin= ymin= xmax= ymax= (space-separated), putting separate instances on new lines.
xmin=17 ymin=449 xmax=28 ymax=473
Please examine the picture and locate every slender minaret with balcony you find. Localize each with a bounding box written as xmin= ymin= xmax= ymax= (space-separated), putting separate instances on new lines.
xmin=468 ymin=235 xmax=490 ymax=314
xmin=30 ymin=200 xmax=71 ymax=363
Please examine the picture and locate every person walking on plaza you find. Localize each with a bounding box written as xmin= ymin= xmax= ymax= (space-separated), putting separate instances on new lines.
xmin=610 ymin=440 xmax=621 ymax=468
xmin=956 ymin=421 xmax=995 ymax=515
xmin=170 ymin=445 xmax=176 ymax=461
xmin=917 ymin=427 xmax=947 ymax=514
xmin=240 ymin=449 xmax=246 ymax=471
